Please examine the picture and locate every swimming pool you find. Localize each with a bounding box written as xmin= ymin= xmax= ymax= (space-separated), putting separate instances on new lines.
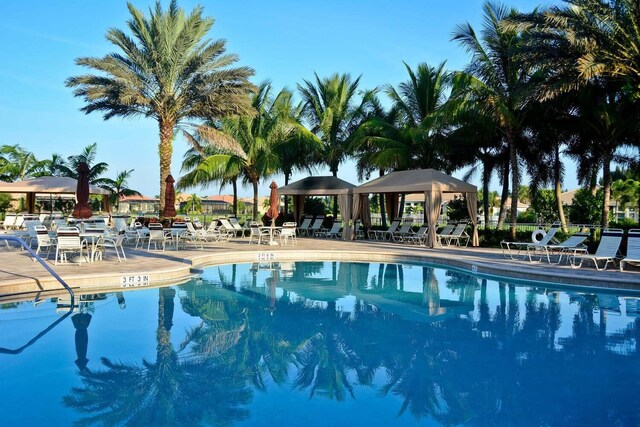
xmin=1 ymin=261 xmax=638 ymax=426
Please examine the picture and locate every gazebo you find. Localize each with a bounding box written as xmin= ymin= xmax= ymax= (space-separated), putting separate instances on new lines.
xmin=353 ymin=169 xmax=478 ymax=247
xmin=278 ymin=176 xmax=357 ymax=241
xmin=0 ymin=176 xmax=112 ymax=213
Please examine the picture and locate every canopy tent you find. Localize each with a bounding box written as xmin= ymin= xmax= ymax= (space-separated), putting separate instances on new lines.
xmin=0 ymin=176 xmax=112 ymax=214
xmin=278 ymin=176 xmax=358 ymax=240
xmin=353 ymin=169 xmax=478 ymax=247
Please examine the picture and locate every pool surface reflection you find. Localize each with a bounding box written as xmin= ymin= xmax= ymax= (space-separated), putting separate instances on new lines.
xmin=1 ymin=261 xmax=639 ymax=426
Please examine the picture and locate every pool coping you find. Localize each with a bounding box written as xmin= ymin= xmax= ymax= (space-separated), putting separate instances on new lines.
xmin=2 ymin=244 xmax=638 ymax=301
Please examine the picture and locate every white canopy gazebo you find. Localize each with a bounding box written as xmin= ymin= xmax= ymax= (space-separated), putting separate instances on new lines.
xmin=353 ymin=169 xmax=478 ymax=247
xmin=278 ymin=176 xmax=357 ymax=241
xmin=0 ymin=176 xmax=112 ymax=213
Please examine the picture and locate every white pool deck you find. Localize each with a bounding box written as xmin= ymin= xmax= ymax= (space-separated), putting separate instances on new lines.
xmin=1 ymin=236 xmax=638 ymax=301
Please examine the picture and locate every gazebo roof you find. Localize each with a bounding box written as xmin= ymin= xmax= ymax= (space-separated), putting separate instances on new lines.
xmin=0 ymin=176 xmax=111 ymax=195
xmin=278 ymin=176 xmax=356 ymax=196
xmin=353 ymin=169 xmax=476 ymax=194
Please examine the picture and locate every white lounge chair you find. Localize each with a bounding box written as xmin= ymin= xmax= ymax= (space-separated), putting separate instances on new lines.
xmin=528 ymin=232 xmax=589 ymax=263
xmin=1 ymin=213 xmax=17 ymax=230
xmin=305 ymin=216 xmax=325 ymax=237
xmin=369 ymin=218 xmax=401 ymax=241
xmin=435 ymin=223 xmax=456 ymax=246
xmin=296 ymin=215 xmax=313 ymax=236
xmin=391 ymin=222 xmax=414 ymax=242
xmin=620 ymin=229 xmax=640 ymax=272
xmin=441 ymin=222 xmax=470 ymax=247
xmin=402 ymin=225 xmax=429 ymax=245
xmin=316 ymin=220 xmax=343 ymax=238
xmin=500 ymin=224 xmax=560 ymax=260
xmin=228 ymin=216 xmax=250 ymax=237
xmin=570 ymin=229 xmax=623 ymax=271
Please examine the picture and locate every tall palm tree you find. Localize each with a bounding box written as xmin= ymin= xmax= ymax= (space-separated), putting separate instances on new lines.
xmin=66 ymin=0 xmax=255 ymax=212
xmin=178 ymin=82 xmax=286 ymax=220
xmin=511 ymin=0 xmax=640 ymax=226
xmin=452 ymin=2 xmax=534 ymax=239
xmin=100 ymin=169 xmax=141 ymax=211
xmin=299 ymin=73 xmax=373 ymax=216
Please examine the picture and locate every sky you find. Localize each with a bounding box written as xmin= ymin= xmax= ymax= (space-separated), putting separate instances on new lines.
xmin=0 ymin=0 xmax=567 ymax=198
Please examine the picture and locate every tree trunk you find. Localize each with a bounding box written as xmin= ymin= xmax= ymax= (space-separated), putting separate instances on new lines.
xmin=331 ymin=169 xmax=338 ymax=218
xmin=601 ymin=150 xmax=612 ymax=228
xmin=232 ymin=179 xmax=238 ymax=217
xmin=497 ymin=163 xmax=510 ymax=228
xmin=379 ymin=170 xmax=386 ymax=228
xmin=158 ymin=118 xmax=175 ymax=214
xmin=553 ymin=145 xmax=568 ymax=232
xmin=482 ymin=163 xmax=490 ymax=227
xmin=284 ymin=174 xmax=290 ymax=214
xmin=398 ymin=194 xmax=405 ymax=219
xmin=252 ymin=179 xmax=259 ymax=221
xmin=509 ymin=139 xmax=519 ymax=240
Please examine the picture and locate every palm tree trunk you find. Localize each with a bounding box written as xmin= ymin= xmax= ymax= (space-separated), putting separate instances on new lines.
xmin=553 ymin=145 xmax=568 ymax=232
xmin=284 ymin=174 xmax=290 ymax=215
xmin=509 ymin=139 xmax=519 ymax=240
xmin=497 ymin=163 xmax=510 ymax=228
xmin=252 ymin=179 xmax=259 ymax=221
xmin=379 ymin=170 xmax=387 ymax=228
xmin=482 ymin=164 xmax=490 ymax=227
xmin=331 ymin=169 xmax=338 ymax=217
xmin=158 ymin=118 xmax=175 ymax=214
xmin=601 ymin=150 xmax=612 ymax=228
xmin=232 ymin=179 xmax=238 ymax=217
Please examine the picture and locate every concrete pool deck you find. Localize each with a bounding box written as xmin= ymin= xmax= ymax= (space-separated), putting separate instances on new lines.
xmin=1 ymin=236 xmax=639 ymax=300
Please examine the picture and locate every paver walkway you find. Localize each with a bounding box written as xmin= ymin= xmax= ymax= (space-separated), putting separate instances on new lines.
xmin=1 ymin=236 xmax=638 ymax=301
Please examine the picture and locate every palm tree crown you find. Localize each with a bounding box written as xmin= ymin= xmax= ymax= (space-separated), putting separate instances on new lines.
xmin=66 ymin=0 xmax=255 ymax=212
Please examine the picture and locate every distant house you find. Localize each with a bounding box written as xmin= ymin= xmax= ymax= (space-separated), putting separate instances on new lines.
xmin=561 ymin=188 xmax=637 ymax=222
xmin=200 ymin=195 xmax=233 ymax=215
xmin=119 ymin=195 xmax=159 ymax=214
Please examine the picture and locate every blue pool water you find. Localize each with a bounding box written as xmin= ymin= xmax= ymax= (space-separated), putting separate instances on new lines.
xmin=1 ymin=261 xmax=639 ymax=426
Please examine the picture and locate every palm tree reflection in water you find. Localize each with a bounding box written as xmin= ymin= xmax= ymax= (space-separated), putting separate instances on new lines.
xmin=64 ymin=262 xmax=640 ymax=426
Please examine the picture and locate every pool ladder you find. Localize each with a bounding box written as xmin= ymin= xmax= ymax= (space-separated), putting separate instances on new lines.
xmin=0 ymin=234 xmax=75 ymax=301
xmin=0 ymin=235 xmax=75 ymax=355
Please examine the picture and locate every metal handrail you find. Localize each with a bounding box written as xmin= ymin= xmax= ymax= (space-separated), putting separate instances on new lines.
xmin=0 ymin=235 xmax=75 ymax=301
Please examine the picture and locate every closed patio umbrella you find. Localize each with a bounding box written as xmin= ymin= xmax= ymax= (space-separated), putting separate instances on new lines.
xmin=267 ymin=181 xmax=279 ymax=224
xmin=162 ymin=174 xmax=177 ymax=218
xmin=72 ymin=162 xmax=93 ymax=219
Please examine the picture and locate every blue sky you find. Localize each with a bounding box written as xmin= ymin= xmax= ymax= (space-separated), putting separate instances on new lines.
xmin=0 ymin=0 xmax=563 ymax=198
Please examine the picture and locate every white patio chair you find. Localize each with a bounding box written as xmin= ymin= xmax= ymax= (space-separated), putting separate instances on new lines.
xmin=316 ymin=220 xmax=343 ymax=238
xmin=369 ymin=218 xmax=401 ymax=241
xmin=279 ymin=222 xmax=297 ymax=245
xmin=500 ymin=224 xmax=561 ymax=260
xmin=55 ymin=227 xmax=86 ymax=265
xmin=33 ymin=225 xmax=54 ymax=259
xmin=391 ymin=222 xmax=414 ymax=242
xmin=99 ymin=231 xmax=127 ymax=262
xmin=443 ymin=222 xmax=470 ymax=247
xmin=147 ymin=223 xmax=169 ymax=251
xmin=249 ymin=223 xmax=271 ymax=245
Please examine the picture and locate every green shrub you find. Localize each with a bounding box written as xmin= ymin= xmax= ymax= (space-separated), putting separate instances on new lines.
xmin=0 ymin=193 xmax=12 ymax=214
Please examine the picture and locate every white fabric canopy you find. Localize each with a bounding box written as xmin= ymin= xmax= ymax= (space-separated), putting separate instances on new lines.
xmin=354 ymin=169 xmax=478 ymax=248
xmin=278 ymin=176 xmax=356 ymax=240
xmin=0 ymin=176 xmax=111 ymax=195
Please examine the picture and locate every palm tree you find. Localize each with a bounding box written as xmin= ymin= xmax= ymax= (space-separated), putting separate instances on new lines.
xmin=452 ymin=2 xmax=534 ymax=239
xmin=57 ymin=143 xmax=110 ymax=186
xmin=0 ymin=144 xmax=46 ymax=182
xmin=511 ymin=0 xmax=640 ymax=226
xmin=299 ymin=73 xmax=372 ymax=216
xmin=66 ymin=0 xmax=255 ymax=212
xmin=186 ymin=193 xmax=202 ymax=214
xmin=178 ymin=82 xmax=285 ymax=220
xmin=100 ymin=169 xmax=141 ymax=211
